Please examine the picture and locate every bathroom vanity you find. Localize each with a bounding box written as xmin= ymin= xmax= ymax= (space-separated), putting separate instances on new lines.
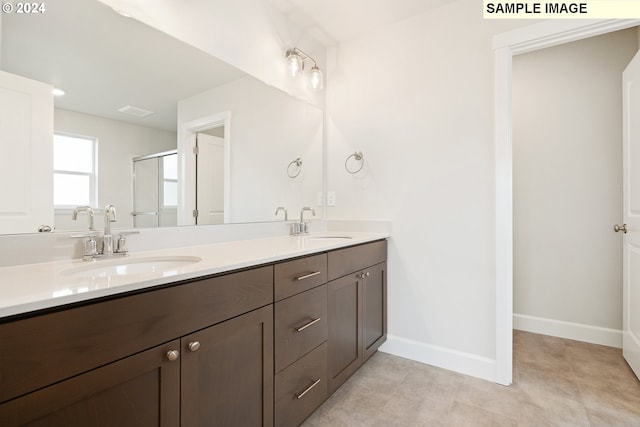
xmin=0 ymin=235 xmax=387 ymax=427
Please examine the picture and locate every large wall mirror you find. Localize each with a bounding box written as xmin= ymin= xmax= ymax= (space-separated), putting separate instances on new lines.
xmin=0 ymin=0 xmax=323 ymax=234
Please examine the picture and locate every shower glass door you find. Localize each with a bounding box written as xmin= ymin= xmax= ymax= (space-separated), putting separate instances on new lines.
xmin=132 ymin=150 xmax=177 ymax=228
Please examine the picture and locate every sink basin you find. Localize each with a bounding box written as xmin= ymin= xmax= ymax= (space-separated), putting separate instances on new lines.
xmin=62 ymin=256 xmax=202 ymax=278
xmin=305 ymin=236 xmax=353 ymax=241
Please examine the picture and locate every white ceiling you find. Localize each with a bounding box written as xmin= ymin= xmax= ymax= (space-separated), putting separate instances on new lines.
xmin=269 ymin=0 xmax=458 ymax=45
xmin=0 ymin=0 xmax=455 ymax=132
xmin=0 ymin=0 xmax=245 ymax=131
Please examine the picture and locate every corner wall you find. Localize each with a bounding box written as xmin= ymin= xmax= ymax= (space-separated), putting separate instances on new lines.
xmin=325 ymin=1 xmax=532 ymax=380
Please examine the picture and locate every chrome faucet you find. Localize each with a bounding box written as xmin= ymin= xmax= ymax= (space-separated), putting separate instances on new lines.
xmin=71 ymin=206 xmax=94 ymax=230
xmin=275 ymin=206 xmax=288 ymax=221
xmin=71 ymin=204 xmax=139 ymax=260
xmin=102 ymin=204 xmax=117 ymax=255
xmin=292 ymin=207 xmax=315 ymax=235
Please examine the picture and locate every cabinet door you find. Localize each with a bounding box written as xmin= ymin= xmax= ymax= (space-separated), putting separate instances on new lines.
xmin=181 ymin=305 xmax=274 ymax=427
xmin=0 ymin=340 xmax=181 ymax=427
xmin=327 ymin=273 xmax=362 ymax=394
xmin=363 ymin=262 xmax=387 ymax=361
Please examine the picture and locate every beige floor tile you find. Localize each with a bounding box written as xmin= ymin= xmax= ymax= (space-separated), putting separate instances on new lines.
xmin=302 ymin=331 xmax=640 ymax=427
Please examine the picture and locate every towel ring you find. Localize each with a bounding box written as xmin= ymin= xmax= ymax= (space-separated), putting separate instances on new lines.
xmin=345 ymin=151 xmax=364 ymax=174
xmin=287 ymin=157 xmax=303 ymax=178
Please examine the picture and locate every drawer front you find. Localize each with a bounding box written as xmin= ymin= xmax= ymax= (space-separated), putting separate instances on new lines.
xmin=0 ymin=266 xmax=273 ymax=404
xmin=275 ymin=253 xmax=327 ymax=301
xmin=328 ymin=240 xmax=387 ymax=281
xmin=275 ymin=342 xmax=327 ymax=427
xmin=274 ymin=285 xmax=327 ymax=373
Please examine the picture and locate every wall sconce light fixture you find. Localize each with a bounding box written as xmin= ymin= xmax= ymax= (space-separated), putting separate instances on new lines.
xmin=285 ymin=47 xmax=323 ymax=91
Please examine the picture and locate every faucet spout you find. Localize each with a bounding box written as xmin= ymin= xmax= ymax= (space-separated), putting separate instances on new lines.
xmin=71 ymin=206 xmax=94 ymax=230
xmin=275 ymin=206 xmax=288 ymax=221
xmin=103 ymin=205 xmax=117 ymax=255
xmin=104 ymin=204 xmax=117 ymax=235
xmin=300 ymin=207 xmax=315 ymax=223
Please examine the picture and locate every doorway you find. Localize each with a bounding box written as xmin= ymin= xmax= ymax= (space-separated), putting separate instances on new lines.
xmin=177 ymin=111 xmax=231 ymax=226
xmin=494 ymin=19 xmax=640 ymax=386
xmin=512 ymin=29 xmax=636 ymax=348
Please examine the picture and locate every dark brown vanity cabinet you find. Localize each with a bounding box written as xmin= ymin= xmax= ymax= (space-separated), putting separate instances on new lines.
xmin=0 ymin=266 xmax=274 ymax=427
xmin=327 ymin=240 xmax=387 ymax=394
xmin=0 ymin=239 xmax=387 ymax=427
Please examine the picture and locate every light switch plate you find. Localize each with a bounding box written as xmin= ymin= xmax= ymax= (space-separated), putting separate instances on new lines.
xmin=327 ymin=191 xmax=336 ymax=206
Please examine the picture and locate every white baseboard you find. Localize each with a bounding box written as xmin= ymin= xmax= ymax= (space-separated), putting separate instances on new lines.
xmin=379 ymin=335 xmax=497 ymax=383
xmin=513 ymin=313 xmax=622 ymax=348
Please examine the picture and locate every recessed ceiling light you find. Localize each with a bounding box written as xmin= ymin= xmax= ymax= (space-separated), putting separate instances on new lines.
xmin=52 ymin=88 xmax=65 ymax=96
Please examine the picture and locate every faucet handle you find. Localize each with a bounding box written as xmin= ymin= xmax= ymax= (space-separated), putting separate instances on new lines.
xmin=71 ymin=233 xmax=98 ymax=258
xmin=115 ymin=231 xmax=139 ymax=254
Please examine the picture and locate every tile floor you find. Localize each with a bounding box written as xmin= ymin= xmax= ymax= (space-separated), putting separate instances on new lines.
xmin=302 ymin=331 xmax=640 ymax=426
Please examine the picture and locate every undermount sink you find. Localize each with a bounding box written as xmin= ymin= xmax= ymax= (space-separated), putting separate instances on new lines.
xmin=62 ymin=256 xmax=202 ymax=278
xmin=305 ymin=236 xmax=353 ymax=241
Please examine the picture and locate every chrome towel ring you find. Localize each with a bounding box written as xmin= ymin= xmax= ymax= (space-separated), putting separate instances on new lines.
xmin=345 ymin=150 xmax=364 ymax=174
xmin=287 ymin=157 xmax=303 ymax=178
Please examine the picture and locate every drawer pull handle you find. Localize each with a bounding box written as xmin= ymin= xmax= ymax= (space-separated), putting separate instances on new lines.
xmin=166 ymin=350 xmax=180 ymax=362
xmin=295 ymin=317 xmax=321 ymax=332
xmin=295 ymin=378 xmax=321 ymax=399
xmin=188 ymin=341 xmax=201 ymax=352
xmin=296 ymin=271 xmax=321 ymax=281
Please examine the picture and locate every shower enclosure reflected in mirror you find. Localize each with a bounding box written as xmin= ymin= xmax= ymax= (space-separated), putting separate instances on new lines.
xmin=132 ymin=150 xmax=178 ymax=229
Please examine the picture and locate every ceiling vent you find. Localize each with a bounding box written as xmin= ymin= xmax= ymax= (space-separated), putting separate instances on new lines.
xmin=117 ymin=105 xmax=154 ymax=117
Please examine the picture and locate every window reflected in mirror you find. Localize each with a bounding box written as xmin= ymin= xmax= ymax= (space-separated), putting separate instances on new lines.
xmin=53 ymin=134 xmax=97 ymax=208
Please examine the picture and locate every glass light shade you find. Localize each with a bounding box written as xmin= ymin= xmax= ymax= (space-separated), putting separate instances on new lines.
xmin=286 ymin=50 xmax=303 ymax=77
xmin=310 ymin=65 xmax=323 ymax=91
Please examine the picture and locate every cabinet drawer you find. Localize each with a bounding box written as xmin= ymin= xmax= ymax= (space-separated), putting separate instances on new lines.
xmin=275 ymin=253 xmax=327 ymax=301
xmin=275 ymin=342 xmax=327 ymax=427
xmin=328 ymin=240 xmax=387 ymax=281
xmin=0 ymin=266 xmax=273 ymax=404
xmin=275 ymin=284 xmax=327 ymax=373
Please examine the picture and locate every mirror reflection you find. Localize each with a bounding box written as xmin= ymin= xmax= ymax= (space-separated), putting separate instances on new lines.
xmin=0 ymin=0 xmax=323 ymax=234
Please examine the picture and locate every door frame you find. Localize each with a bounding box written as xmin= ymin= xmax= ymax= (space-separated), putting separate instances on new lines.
xmin=493 ymin=18 xmax=640 ymax=386
xmin=178 ymin=111 xmax=231 ymax=225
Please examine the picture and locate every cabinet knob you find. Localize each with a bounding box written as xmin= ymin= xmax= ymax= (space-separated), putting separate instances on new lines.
xmin=365 ymin=272 xmax=370 ymax=277
xmin=166 ymin=350 xmax=180 ymax=361
xmin=188 ymin=341 xmax=201 ymax=352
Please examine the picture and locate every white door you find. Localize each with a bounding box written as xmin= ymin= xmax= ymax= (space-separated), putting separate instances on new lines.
xmin=195 ymin=133 xmax=224 ymax=225
xmin=0 ymin=71 xmax=53 ymax=233
xmin=622 ymin=51 xmax=640 ymax=380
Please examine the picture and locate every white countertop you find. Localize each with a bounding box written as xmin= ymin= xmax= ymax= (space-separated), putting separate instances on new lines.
xmin=0 ymin=232 xmax=389 ymax=319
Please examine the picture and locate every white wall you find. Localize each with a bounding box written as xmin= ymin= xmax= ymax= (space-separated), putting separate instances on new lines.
xmin=512 ymin=29 xmax=637 ymax=346
xmin=178 ymin=76 xmax=323 ymax=223
xmin=54 ymin=109 xmax=176 ymax=230
xmin=97 ymin=0 xmax=325 ymax=108
xmin=325 ymin=1 xmax=532 ymax=379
